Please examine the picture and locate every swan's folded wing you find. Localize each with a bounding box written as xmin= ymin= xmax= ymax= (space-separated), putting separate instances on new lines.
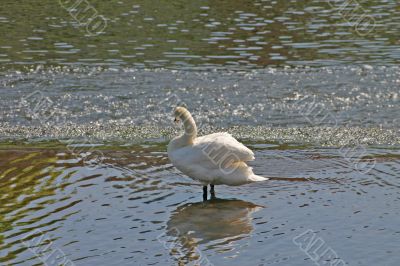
xmin=194 ymin=132 xmax=255 ymax=162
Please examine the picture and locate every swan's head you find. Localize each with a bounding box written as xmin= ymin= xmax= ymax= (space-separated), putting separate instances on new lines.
xmin=173 ymin=106 xmax=197 ymax=139
xmin=174 ymin=106 xmax=190 ymax=123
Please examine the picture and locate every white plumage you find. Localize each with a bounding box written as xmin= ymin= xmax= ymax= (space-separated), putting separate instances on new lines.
xmin=168 ymin=107 xmax=268 ymax=193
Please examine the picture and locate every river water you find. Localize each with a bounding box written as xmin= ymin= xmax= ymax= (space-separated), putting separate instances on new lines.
xmin=0 ymin=1 xmax=399 ymax=266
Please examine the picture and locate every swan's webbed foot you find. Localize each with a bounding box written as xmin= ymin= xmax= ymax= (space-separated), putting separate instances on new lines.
xmin=210 ymin=184 xmax=216 ymax=199
xmin=202 ymin=186 xmax=208 ymax=201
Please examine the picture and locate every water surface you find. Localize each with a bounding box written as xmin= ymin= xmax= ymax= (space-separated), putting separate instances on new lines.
xmin=0 ymin=142 xmax=399 ymax=265
xmin=0 ymin=1 xmax=399 ymax=265
xmin=1 ymin=0 xmax=400 ymax=69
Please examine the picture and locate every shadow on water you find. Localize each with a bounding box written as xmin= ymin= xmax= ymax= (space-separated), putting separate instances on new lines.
xmin=164 ymin=198 xmax=263 ymax=264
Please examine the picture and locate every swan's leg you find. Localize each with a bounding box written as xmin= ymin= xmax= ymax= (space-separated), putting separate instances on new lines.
xmin=202 ymin=186 xmax=208 ymax=201
xmin=210 ymin=185 xmax=215 ymax=199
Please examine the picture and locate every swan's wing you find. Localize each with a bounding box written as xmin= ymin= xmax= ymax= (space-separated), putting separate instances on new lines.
xmin=194 ymin=132 xmax=255 ymax=162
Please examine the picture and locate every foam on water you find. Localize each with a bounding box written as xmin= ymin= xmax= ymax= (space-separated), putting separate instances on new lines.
xmin=0 ymin=66 xmax=399 ymax=145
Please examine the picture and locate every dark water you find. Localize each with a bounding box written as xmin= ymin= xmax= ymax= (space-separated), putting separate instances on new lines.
xmin=0 ymin=0 xmax=400 ymax=69
xmin=1 ymin=1 xmax=400 ymax=266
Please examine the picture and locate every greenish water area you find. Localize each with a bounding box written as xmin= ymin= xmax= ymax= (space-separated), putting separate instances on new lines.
xmin=0 ymin=0 xmax=400 ymax=69
xmin=0 ymin=1 xmax=399 ymax=266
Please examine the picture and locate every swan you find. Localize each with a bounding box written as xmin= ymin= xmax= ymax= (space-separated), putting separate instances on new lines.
xmin=167 ymin=107 xmax=268 ymax=200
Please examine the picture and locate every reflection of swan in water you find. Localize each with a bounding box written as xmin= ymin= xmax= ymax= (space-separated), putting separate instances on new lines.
xmin=162 ymin=198 xmax=263 ymax=264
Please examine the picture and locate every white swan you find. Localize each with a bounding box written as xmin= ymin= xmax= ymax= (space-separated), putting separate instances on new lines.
xmin=167 ymin=107 xmax=268 ymax=200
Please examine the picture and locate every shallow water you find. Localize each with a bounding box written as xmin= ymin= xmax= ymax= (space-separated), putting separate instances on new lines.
xmin=0 ymin=65 xmax=399 ymax=266
xmin=1 ymin=0 xmax=400 ymax=265
xmin=0 ymin=142 xmax=399 ymax=266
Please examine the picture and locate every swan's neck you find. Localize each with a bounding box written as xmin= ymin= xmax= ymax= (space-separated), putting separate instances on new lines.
xmin=179 ymin=111 xmax=197 ymax=145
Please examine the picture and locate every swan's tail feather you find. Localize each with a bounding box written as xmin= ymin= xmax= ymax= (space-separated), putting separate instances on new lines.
xmin=248 ymin=174 xmax=269 ymax=182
